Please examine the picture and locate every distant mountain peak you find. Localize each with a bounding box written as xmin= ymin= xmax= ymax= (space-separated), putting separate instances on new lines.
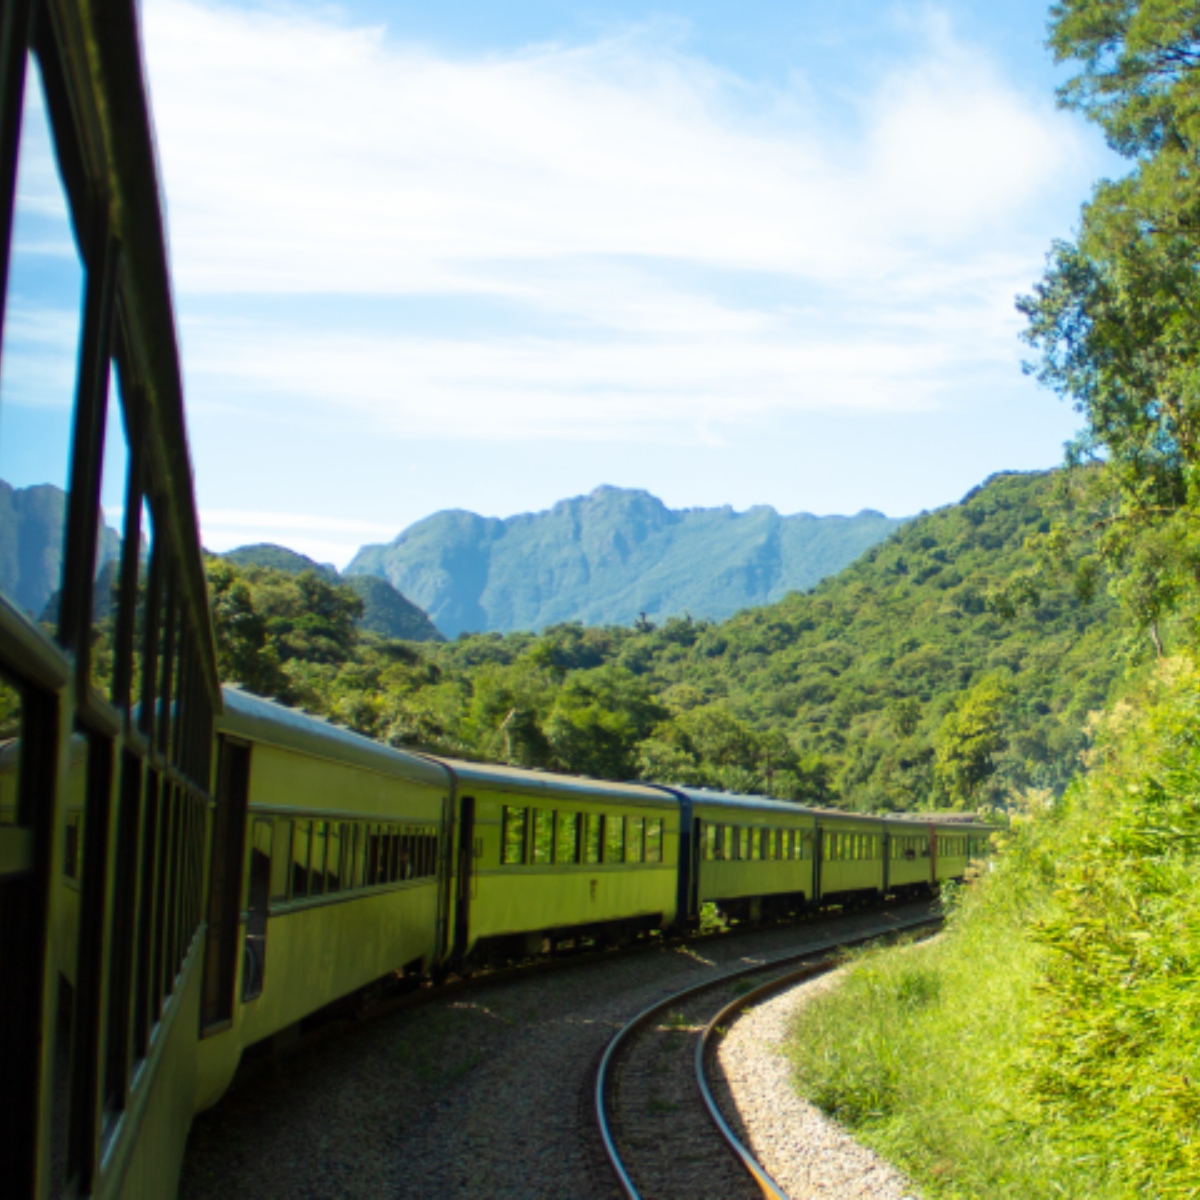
xmin=347 ymin=486 xmax=907 ymax=638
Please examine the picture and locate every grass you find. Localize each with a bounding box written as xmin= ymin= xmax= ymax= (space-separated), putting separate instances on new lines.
xmin=786 ymin=657 xmax=1200 ymax=1199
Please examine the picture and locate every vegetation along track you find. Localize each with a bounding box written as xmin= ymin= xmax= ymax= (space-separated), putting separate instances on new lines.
xmin=596 ymin=912 xmax=942 ymax=1200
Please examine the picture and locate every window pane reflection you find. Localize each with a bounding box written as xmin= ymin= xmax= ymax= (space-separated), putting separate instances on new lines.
xmin=91 ymin=365 xmax=128 ymax=701
xmin=0 ymin=675 xmax=21 ymax=826
xmin=0 ymin=59 xmax=84 ymax=627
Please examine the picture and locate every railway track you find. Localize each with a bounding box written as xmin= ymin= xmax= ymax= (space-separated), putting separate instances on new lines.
xmin=595 ymin=911 xmax=941 ymax=1200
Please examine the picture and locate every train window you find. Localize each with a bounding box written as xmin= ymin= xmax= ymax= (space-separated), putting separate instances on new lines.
xmin=327 ymin=824 xmax=342 ymax=892
xmin=646 ymin=818 xmax=663 ymax=863
xmin=749 ymin=828 xmax=761 ymax=861
xmin=365 ymin=824 xmax=379 ymax=884
xmin=0 ymin=60 xmax=85 ymax=631
xmin=312 ymin=821 xmax=329 ymax=895
xmin=718 ymin=825 xmax=730 ymax=861
xmin=555 ymin=812 xmax=580 ymax=864
xmin=604 ymin=815 xmax=625 ymax=864
xmin=0 ymin=679 xmax=19 ymax=827
xmin=735 ymin=827 xmax=746 ymax=861
xmin=269 ymin=821 xmax=290 ymax=902
xmin=346 ymin=824 xmax=359 ymax=887
xmin=532 ymin=809 xmax=554 ymax=865
xmin=502 ymin=807 xmax=527 ymax=865
xmin=627 ymin=817 xmax=644 ymax=863
xmin=90 ymin=366 xmax=130 ymax=701
xmin=584 ymin=813 xmax=602 ymax=864
xmin=63 ymin=813 xmax=81 ymax=880
xmin=702 ymin=824 xmax=715 ymax=861
xmin=291 ymin=820 xmax=311 ymax=898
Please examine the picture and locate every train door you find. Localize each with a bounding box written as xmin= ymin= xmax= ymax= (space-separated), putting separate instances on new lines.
xmin=241 ymin=819 xmax=271 ymax=1001
xmin=200 ymin=737 xmax=250 ymax=1031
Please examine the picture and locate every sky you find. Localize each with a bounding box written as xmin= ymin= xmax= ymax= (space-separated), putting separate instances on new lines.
xmin=0 ymin=0 xmax=1120 ymax=568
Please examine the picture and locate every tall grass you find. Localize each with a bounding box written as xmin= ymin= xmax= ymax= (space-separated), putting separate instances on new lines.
xmin=787 ymin=657 xmax=1200 ymax=1199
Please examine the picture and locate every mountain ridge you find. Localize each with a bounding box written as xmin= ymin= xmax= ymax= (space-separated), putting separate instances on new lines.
xmin=347 ymin=484 xmax=907 ymax=637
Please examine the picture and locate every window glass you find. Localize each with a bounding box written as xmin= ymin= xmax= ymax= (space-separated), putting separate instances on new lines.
xmin=0 ymin=61 xmax=85 ymax=631
xmin=90 ymin=364 xmax=128 ymax=700
xmin=326 ymin=823 xmax=342 ymax=892
xmin=646 ymin=818 xmax=663 ymax=864
xmin=555 ymin=812 xmax=579 ymax=864
xmin=269 ymin=820 xmax=290 ymax=901
xmin=352 ymin=823 xmax=362 ymax=882
xmin=703 ymin=824 xmax=715 ymax=861
xmin=604 ymin=814 xmax=625 ymax=864
xmin=0 ymin=676 xmax=21 ymax=827
xmin=749 ymin=828 xmax=761 ymax=861
xmin=627 ymin=816 xmax=644 ymax=864
xmin=63 ymin=812 xmax=81 ymax=879
xmin=584 ymin=812 xmax=602 ymax=864
xmin=502 ymin=806 xmax=527 ymax=865
xmin=291 ymin=820 xmax=311 ymax=898
xmin=532 ymin=809 xmax=553 ymax=865
xmin=739 ymin=827 xmax=749 ymax=861
xmin=311 ymin=821 xmax=327 ymax=895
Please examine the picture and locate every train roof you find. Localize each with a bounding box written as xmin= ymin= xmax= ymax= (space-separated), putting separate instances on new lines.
xmin=217 ymin=687 xmax=449 ymax=788
xmin=651 ymin=785 xmax=820 ymax=819
xmin=427 ymin=756 xmax=676 ymax=808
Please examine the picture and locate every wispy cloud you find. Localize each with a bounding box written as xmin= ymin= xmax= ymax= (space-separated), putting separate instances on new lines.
xmin=136 ymin=0 xmax=1094 ymax=444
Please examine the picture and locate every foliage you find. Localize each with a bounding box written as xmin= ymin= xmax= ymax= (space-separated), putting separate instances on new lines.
xmin=1020 ymin=0 xmax=1200 ymax=654
xmin=202 ymin=471 xmax=1124 ymax=809
xmin=788 ymin=656 xmax=1200 ymax=1198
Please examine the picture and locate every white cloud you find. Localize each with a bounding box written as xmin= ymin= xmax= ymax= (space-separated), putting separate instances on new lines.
xmin=198 ymin=509 xmax=398 ymax=567
xmin=135 ymin=0 xmax=1096 ymax=442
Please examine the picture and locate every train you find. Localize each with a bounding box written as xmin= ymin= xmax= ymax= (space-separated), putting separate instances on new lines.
xmin=190 ymin=686 xmax=991 ymax=1112
xmin=0 ymin=3 xmax=991 ymax=1198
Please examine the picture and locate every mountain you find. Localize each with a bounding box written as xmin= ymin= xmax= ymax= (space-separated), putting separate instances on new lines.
xmin=0 ymin=480 xmax=121 ymax=619
xmin=346 ymin=485 xmax=908 ymax=637
xmin=218 ymin=543 xmax=443 ymax=642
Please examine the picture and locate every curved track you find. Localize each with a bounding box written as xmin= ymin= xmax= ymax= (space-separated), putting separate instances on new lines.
xmin=595 ymin=913 xmax=941 ymax=1200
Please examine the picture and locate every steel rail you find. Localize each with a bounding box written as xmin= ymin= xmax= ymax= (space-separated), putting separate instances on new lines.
xmin=595 ymin=913 xmax=942 ymax=1200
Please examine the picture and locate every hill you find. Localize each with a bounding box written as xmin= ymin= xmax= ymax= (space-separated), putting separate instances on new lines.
xmin=346 ymin=485 xmax=907 ymax=637
xmin=222 ymin=543 xmax=338 ymax=580
xmin=224 ymin=470 xmax=1124 ymax=811
xmin=218 ymin=543 xmax=443 ymax=643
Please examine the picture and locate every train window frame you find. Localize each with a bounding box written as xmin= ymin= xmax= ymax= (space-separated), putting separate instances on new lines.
xmin=501 ymin=806 xmax=527 ymax=866
xmin=627 ymin=816 xmax=644 ymax=864
xmin=645 ymin=817 xmax=662 ymax=864
xmin=583 ymin=812 xmax=602 ymax=865
xmin=555 ymin=811 xmax=579 ymax=865
xmin=531 ymin=808 xmax=553 ymax=865
xmin=604 ymin=814 xmax=625 ymax=864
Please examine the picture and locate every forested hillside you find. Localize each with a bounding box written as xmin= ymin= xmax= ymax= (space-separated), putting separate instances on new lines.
xmin=212 ymin=469 xmax=1123 ymax=812
xmin=218 ymin=543 xmax=443 ymax=642
xmin=347 ymin=485 xmax=905 ymax=637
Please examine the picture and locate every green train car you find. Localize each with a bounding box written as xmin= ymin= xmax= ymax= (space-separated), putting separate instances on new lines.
xmin=195 ymin=689 xmax=454 ymax=1111
xmin=438 ymin=759 xmax=681 ymax=965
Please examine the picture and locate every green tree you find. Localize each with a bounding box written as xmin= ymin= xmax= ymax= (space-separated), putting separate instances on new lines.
xmin=1020 ymin=1 xmax=1200 ymax=652
xmin=934 ymin=675 xmax=1012 ymax=808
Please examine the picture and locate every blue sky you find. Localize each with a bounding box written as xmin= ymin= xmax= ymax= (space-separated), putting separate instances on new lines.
xmin=1 ymin=0 xmax=1118 ymax=567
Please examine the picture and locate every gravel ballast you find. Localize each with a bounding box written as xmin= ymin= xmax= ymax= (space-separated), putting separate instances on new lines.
xmin=713 ymin=969 xmax=920 ymax=1200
